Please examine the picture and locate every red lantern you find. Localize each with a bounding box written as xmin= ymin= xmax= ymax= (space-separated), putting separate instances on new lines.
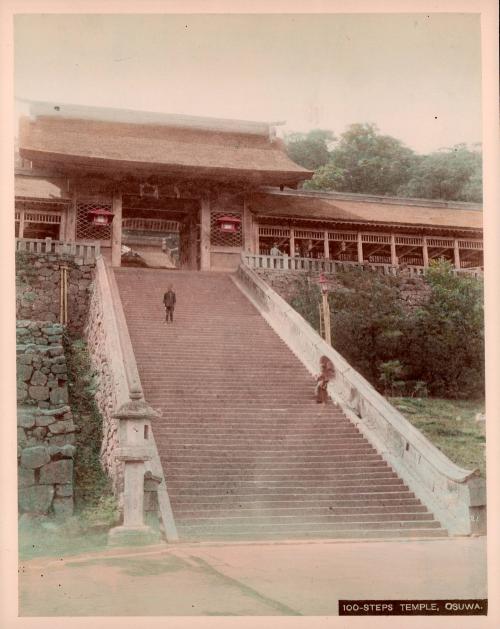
xmin=216 ymin=215 xmax=241 ymax=233
xmin=87 ymin=208 xmax=115 ymax=226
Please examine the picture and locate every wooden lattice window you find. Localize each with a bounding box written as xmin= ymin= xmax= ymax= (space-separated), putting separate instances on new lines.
xmin=76 ymin=200 xmax=112 ymax=241
xmin=210 ymin=211 xmax=242 ymax=247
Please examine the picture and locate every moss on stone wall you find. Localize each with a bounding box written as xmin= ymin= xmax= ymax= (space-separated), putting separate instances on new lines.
xmin=64 ymin=336 xmax=115 ymax=513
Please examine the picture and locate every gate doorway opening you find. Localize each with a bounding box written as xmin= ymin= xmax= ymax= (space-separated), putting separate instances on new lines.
xmin=121 ymin=194 xmax=200 ymax=269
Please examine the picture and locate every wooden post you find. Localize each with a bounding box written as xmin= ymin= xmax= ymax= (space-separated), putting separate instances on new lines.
xmin=357 ymin=232 xmax=363 ymax=263
xmin=189 ymin=215 xmax=198 ymax=270
xmin=200 ymin=194 xmax=211 ymax=271
xmin=66 ymin=194 xmax=77 ymax=242
xmin=322 ymin=292 xmax=331 ymax=345
xmin=59 ymin=209 xmax=66 ymax=242
xmin=254 ymin=222 xmax=260 ymax=255
xmin=324 ymin=230 xmax=330 ymax=259
xmin=390 ymin=233 xmax=397 ymax=266
xmin=454 ymin=239 xmax=461 ymax=269
xmin=18 ymin=209 xmax=25 ymax=239
xmin=111 ymin=189 xmax=123 ymax=267
xmin=290 ymin=227 xmax=295 ymax=258
xmin=242 ymin=197 xmax=254 ymax=254
xmin=423 ymin=236 xmax=429 ymax=267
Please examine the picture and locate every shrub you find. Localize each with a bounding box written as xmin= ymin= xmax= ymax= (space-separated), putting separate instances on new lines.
xmin=287 ymin=262 xmax=484 ymax=399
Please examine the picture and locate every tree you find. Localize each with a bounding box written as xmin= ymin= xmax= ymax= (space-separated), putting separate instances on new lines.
xmin=397 ymin=144 xmax=482 ymax=202
xmin=406 ymin=260 xmax=484 ymax=398
xmin=305 ymin=123 xmax=416 ymax=196
xmin=285 ymin=129 xmax=335 ymax=171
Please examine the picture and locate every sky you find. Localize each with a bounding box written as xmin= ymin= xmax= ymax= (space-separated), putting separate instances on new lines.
xmin=14 ymin=13 xmax=482 ymax=154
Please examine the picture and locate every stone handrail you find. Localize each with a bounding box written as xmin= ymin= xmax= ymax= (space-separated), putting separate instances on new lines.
xmin=234 ymin=260 xmax=486 ymax=535
xmin=16 ymin=237 xmax=101 ymax=262
xmin=243 ymin=253 xmax=483 ymax=279
xmin=87 ymin=256 xmax=178 ymax=541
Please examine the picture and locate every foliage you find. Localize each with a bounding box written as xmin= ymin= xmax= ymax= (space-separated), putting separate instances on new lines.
xmin=329 ymin=268 xmax=407 ymax=384
xmin=285 ymin=129 xmax=335 ymax=171
xmin=287 ymin=263 xmax=484 ymax=399
xmin=378 ymin=360 xmax=405 ymax=396
xmin=285 ymin=124 xmax=482 ymax=202
xmin=64 ymin=336 xmax=115 ymax=511
xmin=288 ymin=274 xmax=321 ymax=332
xmin=305 ymin=123 xmax=416 ymax=196
xmin=397 ymin=144 xmax=482 ymax=202
xmin=390 ymin=397 xmax=485 ymax=477
xmin=406 ymin=260 xmax=484 ymax=398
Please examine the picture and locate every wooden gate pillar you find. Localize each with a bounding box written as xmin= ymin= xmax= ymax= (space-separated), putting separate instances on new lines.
xmin=111 ymin=190 xmax=123 ymax=267
xmin=200 ymin=194 xmax=211 ymax=270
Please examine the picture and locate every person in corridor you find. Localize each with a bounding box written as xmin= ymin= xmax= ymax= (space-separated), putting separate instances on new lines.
xmin=163 ymin=284 xmax=176 ymax=323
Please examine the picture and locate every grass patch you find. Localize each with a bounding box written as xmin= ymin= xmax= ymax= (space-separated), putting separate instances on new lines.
xmin=389 ymin=397 xmax=486 ymax=477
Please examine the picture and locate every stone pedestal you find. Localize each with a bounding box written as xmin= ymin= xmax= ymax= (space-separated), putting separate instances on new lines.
xmin=108 ymin=525 xmax=161 ymax=547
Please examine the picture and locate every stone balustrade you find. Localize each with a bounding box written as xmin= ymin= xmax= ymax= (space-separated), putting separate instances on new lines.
xmin=85 ymin=256 xmax=178 ymax=542
xmin=234 ymin=261 xmax=486 ymax=536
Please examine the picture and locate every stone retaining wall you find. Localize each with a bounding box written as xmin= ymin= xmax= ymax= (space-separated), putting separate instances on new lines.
xmin=254 ymin=269 xmax=431 ymax=309
xmin=84 ymin=273 xmax=122 ymax=494
xmin=16 ymin=252 xmax=95 ymax=334
xmin=17 ymin=321 xmax=75 ymax=517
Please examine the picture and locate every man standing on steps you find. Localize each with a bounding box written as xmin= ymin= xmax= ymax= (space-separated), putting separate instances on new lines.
xmin=163 ymin=284 xmax=176 ymax=323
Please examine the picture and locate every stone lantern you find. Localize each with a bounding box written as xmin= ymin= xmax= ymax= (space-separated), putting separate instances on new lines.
xmin=108 ymin=387 xmax=162 ymax=546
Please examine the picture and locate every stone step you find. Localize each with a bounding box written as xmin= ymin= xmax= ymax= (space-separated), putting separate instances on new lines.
xmin=174 ymin=527 xmax=449 ymax=541
xmin=115 ymin=268 xmax=444 ymax=541
xmin=176 ymin=519 xmax=443 ymax=533
xmin=173 ymin=511 xmax=437 ymax=526
xmin=168 ymin=485 xmax=412 ymax=498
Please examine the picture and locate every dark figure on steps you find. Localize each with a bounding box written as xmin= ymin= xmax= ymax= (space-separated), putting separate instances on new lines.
xmin=315 ymin=355 xmax=335 ymax=403
xmin=163 ymin=285 xmax=176 ymax=323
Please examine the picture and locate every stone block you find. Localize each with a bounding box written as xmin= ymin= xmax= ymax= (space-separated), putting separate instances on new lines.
xmin=17 ymin=427 xmax=28 ymax=448
xmin=32 ymin=426 xmax=48 ymax=441
xmin=18 ymin=466 xmax=36 ymax=487
xmin=48 ymin=419 xmax=75 ymax=435
xmin=49 ymin=433 xmax=76 ymax=446
xmin=49 ymin=346 xmax=64 ymax=357
xmin=50 ymin=387 xmax=69 ymax=405
xmin=52 ymin=497 xmax=74 ymax=518
xmin=17 ymin=408 xmax=36 ymax=429
xmin=18 ymin=485 xmax=54 ymax=514
xmin=48 ymin=444 xmax=76 ymax=459
xmin=35 ymin=414 xmax=55 ymax=427
xmin=31 ymin=370 xmax=48 ymax=386
xmin=55 ymin=484 xmax=73 ymax=498
xmin=18 ymin=364 xmax=33 ymax=382
xmin=20 ymin=446 xmax=50 ymax=469
xmin=51 ymin=364 xmax=67 ymax=374
xmin=17 ymin=387 xmax=28 ymax=403
xmin=18 ymin=354 xmax=33 ymax=365
xmin=28 ymin=385 xmax=49 ymax=401
xmin=39 ymin=459 xmax=73 ymax=485
xmin=39 ymin=405 xmax=71 ymax=417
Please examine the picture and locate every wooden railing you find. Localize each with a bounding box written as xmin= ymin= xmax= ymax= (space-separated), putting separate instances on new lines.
xmin=242 ymin=253 xmax=483 ymax=278
xmin=15 ymin=237 xmax=101 ymax=262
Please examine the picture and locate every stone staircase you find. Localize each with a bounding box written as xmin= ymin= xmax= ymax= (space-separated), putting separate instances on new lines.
xmin=114 ymin=268 xmax=447 ymax=540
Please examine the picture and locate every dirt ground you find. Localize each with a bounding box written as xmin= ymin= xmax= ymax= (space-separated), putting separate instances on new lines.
xmin=17 ymin=536 xmax=487 ymax=617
